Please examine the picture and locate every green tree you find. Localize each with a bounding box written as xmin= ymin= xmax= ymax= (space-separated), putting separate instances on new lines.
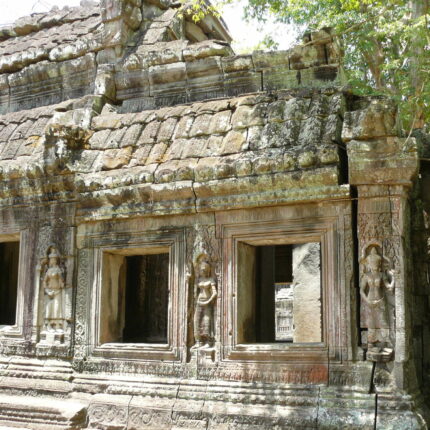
xmin=186 ymin=0 xmax=430 ymax=131
xmin=246 ymin=0 xmax=430 ymax=130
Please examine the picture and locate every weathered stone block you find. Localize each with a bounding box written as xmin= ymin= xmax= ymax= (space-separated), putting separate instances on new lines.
xmin=231 ymin=104 xmax=267 ymax=129
xmin=298 ymin=151 xmax=317 ymax=168
xmin=89 ymin=129 xmax=111 ymax=149
xmin=181 ymin=137 xmax=209 ymax=158
xmin=312 ymin=65 xmax=340 ymax=83
xmin=130 ymin=144 xmax=153 ymax=166
xmin=298 ymin=116 xmax=324 ymax=147
xmin=260 ymin=122 xmax=283 ymax=149
xmin=121 ymin=123 xmax=144 ymax=147
xmin=102 ymin=127 xmax=128 ymax=149
xmin=174 ymin=116 xmax=194 ymax=139
xmin=221 ymin=130 xmax=247 ymax=155
xmin=183 ymin=40 xmax=233 ymax=61
xmin=186 ymin=57 xmax=225 ymax=102
xmin=164 ymin=138 xmax=186 ymax=160
xmin=144 ymin=27 xmax=170 ymax=44
xmin=253 ymin=50 xmax=289 ymax=70
xmin=222 ymin=55 xmax=254 ymax=73
xmin=206 ymin=134 xmax=224 ymax=156
xmin=263 ymin=69 xmax=299 ymax=91
xmin=189 ymin=113 xmax=212 ymax=137
xmin=149 ymin=62 xmax=187 ymax=89
xmin=342 ymin=99 xmax=397 ymax=142
xmin=138 ymin=120 xmax=161 ymax=144
xmin=280 ymin=119 xmax=301 ymax=146
xmin=146 ymin=142 xmax=168 ymax=164
xmin=289 ymin=44 xmax=326 ymax=70
xmin=209 ymin=110 xmax=232 ymax=135
xmin=185 ymin=20 xmax=208 ymax=42
xmin=321 ymin=113 xmax=343 ymax=144
xmin=100 ymin=146 xmax=132 ymax=170
xmin=246 ymin=125 xmax=263 ymax=150
xmin=92 ymin=114 xmax=122 ymax=131
xmin=137 ymin=40 xmax=188 ymax=67
xmin=224 ymin=71 xmax=261 ymax=97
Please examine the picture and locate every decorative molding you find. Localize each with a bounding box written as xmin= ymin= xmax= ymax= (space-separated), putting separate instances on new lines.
xmin=83 ymin=227 xmax=186 ymax=362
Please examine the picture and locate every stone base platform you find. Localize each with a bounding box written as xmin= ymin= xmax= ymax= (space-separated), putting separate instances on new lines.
xmin=0 ymin=394 xmax=87 ymax=430
xmin=0 ymin=376 xmax=427 ymax=430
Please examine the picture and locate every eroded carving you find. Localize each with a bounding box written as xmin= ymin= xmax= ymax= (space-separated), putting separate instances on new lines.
xmin=191 ymin=253 xmax=217 ymax=355
xmin=359 ymin=245 xmax=395 ymax=362
xmin=39 ymin=246 xmax=67 ymax=344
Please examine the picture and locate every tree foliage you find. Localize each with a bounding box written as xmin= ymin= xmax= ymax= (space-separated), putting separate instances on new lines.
xmin=187 ymin=0 xmax=429 ymax=131
xmin=244 ymin=0 xmax=430 ymax=130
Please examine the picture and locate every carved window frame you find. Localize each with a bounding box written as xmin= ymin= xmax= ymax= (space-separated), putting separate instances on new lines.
xmin=86 ymin=228 xmax=185 ymax=362
xmin=221 ymin=217 xmax=339 ymax=363
xmin=0 ymin=230 xmax=30 ymax=341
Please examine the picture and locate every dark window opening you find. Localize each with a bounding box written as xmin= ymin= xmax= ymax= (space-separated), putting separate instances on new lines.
xmin=122 ymin=253 xmax=169 ymax=343
xmin=255 ymin=245 xmax=293 ymax=342
xmin=0 ymin=241 xmax=20 ymax=326
xmin=238 ymin=242 xmax=321 ymax=344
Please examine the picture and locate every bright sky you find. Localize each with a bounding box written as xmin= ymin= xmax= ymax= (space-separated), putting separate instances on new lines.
xmin=0 ymin=0 xmax=297 ymax=51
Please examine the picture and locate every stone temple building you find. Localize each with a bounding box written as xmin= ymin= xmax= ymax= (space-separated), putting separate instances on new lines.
xmin=0 ymin=0 xmax=429 ymax=428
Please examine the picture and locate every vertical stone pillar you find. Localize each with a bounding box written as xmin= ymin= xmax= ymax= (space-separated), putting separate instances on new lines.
xmin=292 ymin=242 xmax=322 ymax=343
xmin=99 ymin=0 xmax=142 ymax=61
xmin=344 ymin=98 xmax=419 ymax=391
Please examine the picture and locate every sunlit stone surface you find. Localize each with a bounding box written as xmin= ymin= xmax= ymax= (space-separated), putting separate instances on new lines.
xmin=0 ymin=0 xmax=428 ymax=428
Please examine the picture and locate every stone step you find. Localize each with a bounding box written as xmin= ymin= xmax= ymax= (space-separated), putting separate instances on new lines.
xmin=0 ymin=394 xmax=87 ymax=430
xmin=0 ymin=427 xmax=31 ymax=430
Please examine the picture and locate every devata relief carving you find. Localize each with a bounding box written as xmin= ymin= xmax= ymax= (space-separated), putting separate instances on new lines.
xmin=0 ymin=0 xmax=428 ymax=426
xmin=191 ymin=253 xmax=217 ymax=355
xmin=360 ymin=245 xmax=395 ymax=362
xmin=39 ymin=246 xmax=67 ymax=344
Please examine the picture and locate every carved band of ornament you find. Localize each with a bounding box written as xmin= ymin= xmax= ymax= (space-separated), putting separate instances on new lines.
xmin=358 ymin=213 xmax=393 ymax=240
xmin=89 ymin=405 xmax=127 ymax=424
xmin=329 ymin=371 xmax=365 ymax=386
xmin=129 ymin=409 xmax=171 ymax=427
xmin=74 ymin=249 xmax=90 ymax=356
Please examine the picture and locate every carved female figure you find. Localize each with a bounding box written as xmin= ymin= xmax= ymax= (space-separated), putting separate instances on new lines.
xmin=43 ymin=247 xmax=65 ymax=332
xmin=192 ymin=254 xmax=217 ymax=349
xmin=360 ymin=246 xmax=394 ymax=354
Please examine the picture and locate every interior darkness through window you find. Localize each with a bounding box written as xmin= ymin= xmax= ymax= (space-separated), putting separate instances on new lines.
xmin=0 ymin=241 xmax=20 ymax=326
xmin=255 ymin=245 xmax=293 ymax=342
xmin=238 ymin=241 xmax=322 ymax=344
xmin=122 ymin=253 xmax=169 ymax=343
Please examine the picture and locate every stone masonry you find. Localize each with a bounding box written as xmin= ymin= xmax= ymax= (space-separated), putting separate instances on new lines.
xmin=0 ymin=0 xmax=429 ymax=429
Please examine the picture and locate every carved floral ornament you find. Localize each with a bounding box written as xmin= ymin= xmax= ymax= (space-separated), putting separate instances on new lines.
xmin=359 ymin=243 xmax=395 ymax=362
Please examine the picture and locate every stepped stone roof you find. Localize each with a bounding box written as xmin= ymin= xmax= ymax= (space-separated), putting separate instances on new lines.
xmin=0 ymin=2 xmax=101 ymax=73
xmin=0 ymin=0 xmax=349 ymax=218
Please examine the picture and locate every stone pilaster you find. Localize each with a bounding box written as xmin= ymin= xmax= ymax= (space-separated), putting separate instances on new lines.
xmin=345 ymin=98 xmax=419 ymax=392
xmin=99 ymin=0 xmax=142 ymax=60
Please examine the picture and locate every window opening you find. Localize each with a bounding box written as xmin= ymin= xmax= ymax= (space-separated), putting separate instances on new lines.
xmin=123 ymin=254 xmax=169 ymax=343
xmin=238 ymin=242 xmax=322 ymax=344
xmin=100 ymin=251 xmax=169 ymax=344
xmin=0 ymin=241 xmax=20 ymax=326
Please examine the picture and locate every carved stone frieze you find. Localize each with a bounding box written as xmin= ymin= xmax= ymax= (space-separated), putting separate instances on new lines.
xmin=0 ymin=0 xmax=428 ymax=424
xmin=358 ymin=212 xmax=392 ymax=242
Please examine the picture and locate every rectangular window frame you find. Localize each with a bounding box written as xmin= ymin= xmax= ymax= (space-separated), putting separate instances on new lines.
xmin=0 ymin=231 xmax=27 ymax=340
xmin=88 ymin=229 xmax=184 ymax=361
xmin=221 ymin=218 xmax=338 ymax=363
